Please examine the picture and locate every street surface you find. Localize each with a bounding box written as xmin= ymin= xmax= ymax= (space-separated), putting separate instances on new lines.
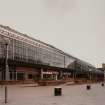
xmin=0 ymin=83 xmax=105 ymax=105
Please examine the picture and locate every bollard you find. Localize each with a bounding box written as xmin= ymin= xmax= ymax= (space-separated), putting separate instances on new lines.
xmin=86 ymin=85 xmax=91 ymax=90
xmin=101 ymin=83 xmax=104 ymax=87
xmin=5 ymin=86 xmax=7 ymax=103
xmin=54 ymin=87 xmax=62 ymax=96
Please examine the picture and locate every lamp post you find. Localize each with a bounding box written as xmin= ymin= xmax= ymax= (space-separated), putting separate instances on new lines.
xmin=4 ymin=40 xmax=10 ymax=103
xmin=0 ymin=37 xmax=10 ymax=103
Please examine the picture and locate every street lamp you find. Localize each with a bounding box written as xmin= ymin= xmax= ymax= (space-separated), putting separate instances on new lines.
xmin=0 ymin=37 xmax=10 ymax=103
xmin=4 ymin=38 xmax=10 ymax=103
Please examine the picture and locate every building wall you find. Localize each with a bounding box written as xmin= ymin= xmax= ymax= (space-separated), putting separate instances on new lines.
xmin=0 ymin=25 xmax=103 ymax=81
xmin=102 ymin=63 xmax=105 ymax=70
xmin=0 ymin=26 xmax=67 ymax=68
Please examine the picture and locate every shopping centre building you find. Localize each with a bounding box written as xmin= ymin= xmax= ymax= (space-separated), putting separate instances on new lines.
xmin=0 ymin=25 xmax=104 ymax=82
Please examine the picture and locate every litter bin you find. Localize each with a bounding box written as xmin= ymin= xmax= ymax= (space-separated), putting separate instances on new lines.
xmin=54 ymin=87 xmax=62 ymax=96
xmin=86 ymin=85 xmax=91 ymax=90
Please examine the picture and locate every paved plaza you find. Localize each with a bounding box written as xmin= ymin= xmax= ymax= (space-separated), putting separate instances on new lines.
xmin=0 ymin=83 xmax=105 ymax=105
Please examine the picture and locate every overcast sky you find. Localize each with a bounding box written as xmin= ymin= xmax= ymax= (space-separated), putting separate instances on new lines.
xmin=0 ymin=0 xmax=105 ymax=67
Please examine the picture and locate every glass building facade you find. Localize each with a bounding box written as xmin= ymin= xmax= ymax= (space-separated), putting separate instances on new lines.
xmin=0 ymin=25 xmax=103 ymax=81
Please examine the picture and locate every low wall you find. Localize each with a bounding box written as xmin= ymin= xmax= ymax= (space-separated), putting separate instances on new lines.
xmin=38 ymin=80 xmax=66 ymax=86
xmin=0 ymin=80 xmax=35 ymax=85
